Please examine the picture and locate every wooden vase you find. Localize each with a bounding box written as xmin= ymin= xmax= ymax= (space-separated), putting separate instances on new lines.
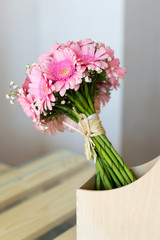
xmin=76 ymin=155 xmax=160 ymax=240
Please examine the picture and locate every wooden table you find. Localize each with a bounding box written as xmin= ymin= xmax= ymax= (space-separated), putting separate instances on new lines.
xmin=0 ymin=149 xmax=94 ymax=240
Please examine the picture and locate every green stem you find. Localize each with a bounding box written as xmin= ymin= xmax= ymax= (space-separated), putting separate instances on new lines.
xmin=67 ymin=93 xmax=89 ymax=116
xmin=84 ymin=84 xmax=95 ymax=113
xmin=66 ymin=93 xmax=131 ymax=186
xmin=92 ymin=137 xmax=127 ymax=186
xmin=55 ymin=104 xmax=79 ymax=122
xmin=96 ymin=160 xmax=101 ymax=190
xmin=96 ymin=135 xmax=131 ymax=184
xmin=75 ymin=91 xmax=92 ymax=115
xmin=96 ymin=158 xmax=113 ymax=190
xmin=93 ymin=147 xmax=112 ymax=190
xmin=66 ymin=89 xmax=135 ymax=188
xmin=100 ymin=135 xmax=135 ymax=182
xmin=98 ymin=151 xmax=122 ymax=188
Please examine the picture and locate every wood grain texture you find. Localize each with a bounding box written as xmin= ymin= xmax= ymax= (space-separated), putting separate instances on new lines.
xmin=53 ymin=226 xmax=76 ymax=240
xmin=77 ymin=155 xmax=160 ymax=240
xmin=0 ymin=165 xmax=94 ymax=240
xmin=0 ymin=150 xmax=86 ymax=210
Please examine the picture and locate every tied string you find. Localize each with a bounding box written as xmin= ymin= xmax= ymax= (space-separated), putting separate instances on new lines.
xmin=63 ymin=108 xmax=105 ymax=163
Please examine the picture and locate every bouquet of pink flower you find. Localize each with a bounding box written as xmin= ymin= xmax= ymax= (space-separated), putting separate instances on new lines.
xmin=7 ymin=39 xmax=135 ymax=190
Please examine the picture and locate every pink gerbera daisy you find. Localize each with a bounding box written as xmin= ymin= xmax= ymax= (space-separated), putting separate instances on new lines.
xmin=106 ymin=58 xmax=126 ymax=89
xmin=34 ymin=120 xmax=58 ymax=135
xmin=35 ymin=114 xmax=78 ymax=136
xmin=105 ymin=46 xmax=114 ymax=61
xmin=22 ymin=76 xmax=31 ymax=93
xmin=95 ymin=95 xmax=109 ymax=114
xmin=78 ymin=38 xmax=93 ymax=47
xmin=42 ymin=48 xmax=84 ymax=96
xmin=67 ymin=39 xmax=93 ymax=48
xmin=18 ymin=91 xmax=38 ymax=118
xmin=95 ymin=82 xmax=111 ymax=113
xmin=69 ymin=41 xmax=109 ymax=71
xmin=38 ymin=52 xmax=50 ymax=63
xmin=49 ymin=42 xmax=66 ymax=55
xmin=28 ymin=65 xmax=55 ymax=112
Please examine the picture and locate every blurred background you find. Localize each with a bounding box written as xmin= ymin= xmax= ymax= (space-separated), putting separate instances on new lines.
xmin=0 ymin=0 xmax=159 ymax=166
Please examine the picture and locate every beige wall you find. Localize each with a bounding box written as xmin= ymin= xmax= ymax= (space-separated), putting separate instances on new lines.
xmin=122 ymin=0 xmax=160 ymax=166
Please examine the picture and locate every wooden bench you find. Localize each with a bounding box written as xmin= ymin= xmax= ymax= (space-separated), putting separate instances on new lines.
xmin=54 ymin=226 xmax=76 ymax=240
xmin=0 ymin=162 xmax=13 ymax=175
xmin=0 ymin=149 xmax=94 ymax=240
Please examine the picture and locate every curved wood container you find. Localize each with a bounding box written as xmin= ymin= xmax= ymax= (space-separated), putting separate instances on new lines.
xmin=77 ymin=156 xmax=160 ymax=240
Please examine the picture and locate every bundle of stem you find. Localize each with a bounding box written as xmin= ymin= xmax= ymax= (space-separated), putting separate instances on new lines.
xmin=57 ymin=83 xmax=135 ymax=190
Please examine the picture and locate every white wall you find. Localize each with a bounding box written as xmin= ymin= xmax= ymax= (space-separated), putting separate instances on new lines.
xmin=122 ymin=0 xmax=160 ymax=166
xmin=0 ymin=0 xmax=125 ymax=165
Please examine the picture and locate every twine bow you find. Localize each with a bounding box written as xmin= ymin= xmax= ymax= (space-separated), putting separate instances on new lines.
xmin=63 ymin=108 xmax=105 ymax=163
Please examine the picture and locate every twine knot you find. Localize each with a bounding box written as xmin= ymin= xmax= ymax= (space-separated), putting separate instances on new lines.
xmin=63 ymin=108 xmax=105 ymax=163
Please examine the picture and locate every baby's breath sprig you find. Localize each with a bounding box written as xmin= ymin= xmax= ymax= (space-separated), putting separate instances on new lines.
xmin=25 ymin=63 xmax=36 ymax=75
xmin=6 ymin=81 xmax=22 ymax=104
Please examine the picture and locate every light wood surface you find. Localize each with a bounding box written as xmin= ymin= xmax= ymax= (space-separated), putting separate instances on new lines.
xmin=77 ymin=155 xmax=160 ymax=240
xmin=0 ymin=150 xmax=87 ymax=210
xmin=0 ymin=162 xmax=12 ymax=175
xmin=0 ymin=162 xmax=94 ymax=240
xmin=54 ymin=226 xmax=76 ymax=240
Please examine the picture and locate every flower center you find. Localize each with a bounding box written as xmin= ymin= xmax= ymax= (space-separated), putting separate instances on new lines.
xmin=61 ymin=68 xmax=69 ymax=75
xmin=52 ymin=60 xmax=74 ymax=81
